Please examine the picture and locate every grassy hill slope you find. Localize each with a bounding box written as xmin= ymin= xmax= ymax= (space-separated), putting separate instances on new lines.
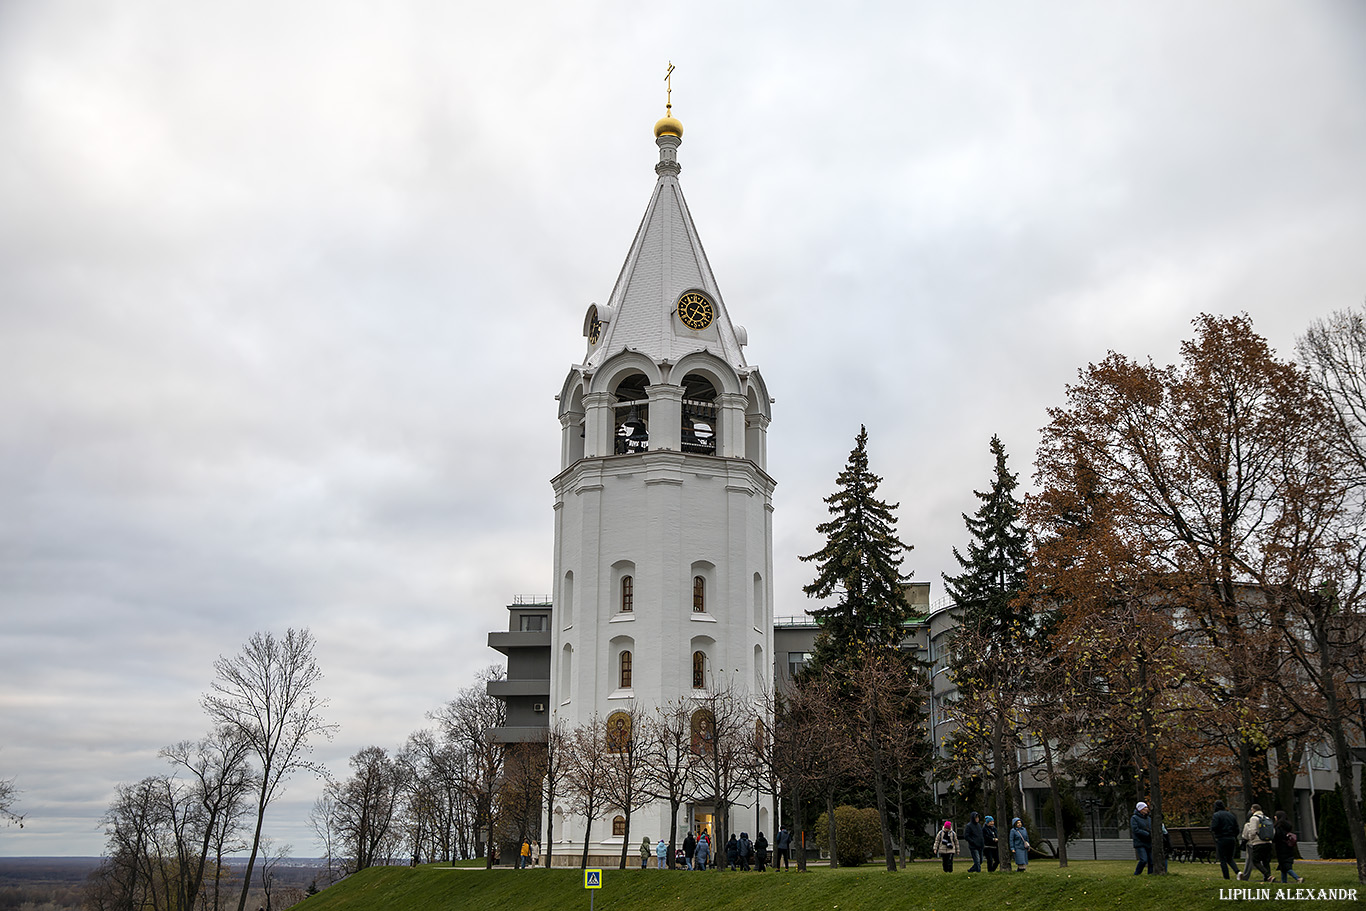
xmin=295 ymin=859 xmax=1362 ymax=911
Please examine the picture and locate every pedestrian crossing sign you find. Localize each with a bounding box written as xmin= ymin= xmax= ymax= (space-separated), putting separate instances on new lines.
xmin=584 ymin=869 xmax=602 ymax=889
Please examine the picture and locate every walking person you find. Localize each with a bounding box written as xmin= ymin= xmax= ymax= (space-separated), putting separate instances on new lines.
xmin=683 ymin=831 xmax=696 ymax=871
xmin=1239 ymin=805 xmax=1273 ymax=882
xmin=1273 ymin=811 xmax=1304 ymax=884
xmin=964 ymin=812 xmax=985 ymax=873
xmin=933 ymin=820 xmax=959 ymax=872
xmin=519 ymin=839 xmax=531 ymax=869
xmin=738 ymin=832 xmax=753 ymax=871
xmin=774 ymin=827 xmax=791 ymax=870
xmin=1009 ymin=818 xmax=1030 ymax=872
xmin=1210 ymin=800 xmax=1240 ymax=880
xmin=640 ymin=836 xmax=651 ymax=869
xmin=726 ymin=834 xmax=739 ymax=870
xmin=1131 ymin=801 xmax=1153 ymax=875
xmin=531 ymin=839 xmax=541 ymax=869
xmin=755 ymin=832 xmax=769 ymax=872
xmin=694 ymin=831 xmax=710 ymax=871
xmin=983 ymin=816 xmax=1000 ymax=872
xmin=656 ymin=838 xmax=668 ymax=869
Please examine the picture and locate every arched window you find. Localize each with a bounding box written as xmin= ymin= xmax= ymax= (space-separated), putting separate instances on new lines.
xmin=693 ymin=576 xmax=706 ymax=613
xmin=692 ymin=650 xmax=706 ymax=689
xmin=612 ymin=815 xmax=627 ymax=837
xmin=681 ymin=373 xmax=717 ymax=456
xmin=562 ymin=571 xmax=574 ymax=628
xmin=606 ymin=711 xmax=632 ymax=753
xmin=613 ymin=375 xmax=650 ymax=455
xmin=559 ymin=644 xmax=572 ymax=704
xmin=619 ymin=650 xmax=633 ymax=689
xmin=621 ymin=575 xmax=634 ymax=613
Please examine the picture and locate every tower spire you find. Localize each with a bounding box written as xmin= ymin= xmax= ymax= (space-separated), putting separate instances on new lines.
xmin=653 ymin=62 xmax=684 ymax=176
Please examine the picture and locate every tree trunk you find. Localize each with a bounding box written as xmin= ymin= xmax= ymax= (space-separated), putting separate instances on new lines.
xmin=235 ymin=786 xmax=268 ymax=911
xmin=1042 ymin=738 xmax=1068 ymax=867
xmin=580 ymin=818 xmax=592 ymax=869
xmin=794 ymin=785 xmax=807 ymax=872
xmin=1139 ymin=658 xmax=1167 ymax=875
xmin=618 ymin=808 xmax=631 ymax=869
xmin=1320 ymin=619 xmax=1366 ymax=882
xmin=1275 ymin=741 xmax=1305 ymax=815
xmin=825 ymin=790 xmax=839 ymax=868
xmin=868 ymin=739 xmax=897 ymax=871
xmin=896 ymin=775 xmax=907 ymax=870
xmin=992 ymin=715 xmax=1013 ymax=872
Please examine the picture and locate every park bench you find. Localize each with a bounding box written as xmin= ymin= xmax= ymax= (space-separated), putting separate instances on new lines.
xmin=1170 ymin=827 xmax=1215 ymax=863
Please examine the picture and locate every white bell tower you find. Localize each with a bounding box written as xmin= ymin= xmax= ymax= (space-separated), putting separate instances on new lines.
xmin=548 ymin=100 xmax=775 ymax=850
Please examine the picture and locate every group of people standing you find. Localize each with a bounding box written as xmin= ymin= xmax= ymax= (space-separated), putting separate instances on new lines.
xmin=640 ymin=828 xmax=795 ymax=871
xmin=516 ymin=839 xmax=541 ymax=868
xmin=935 ymin=813 xmax=1031 ymax=873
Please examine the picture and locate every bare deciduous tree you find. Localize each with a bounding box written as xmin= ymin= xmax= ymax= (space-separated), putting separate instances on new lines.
xmin=601 ymin=703 xmax=650 ymax=869
xmin=202 ymin=628 xmax=335 ymax=911
xmin=639 ymin=701 xmax=699 ymax=869
xmin=0 ymin=774 xmax=22 ymax=828
xmin=430 ymin=666 xmax=506 ymax=868
xmin=563 ymin=718 xmax=611 ymax=869
xmin=691 ymin=676 xmax=757 ymax=868
xmin=160 ymin=727 xmax=253 ymax=910
xmin=317 ymin=746 xmax=406 ymax=873
xmin=540 ymin=719 xmax=568 ymax=868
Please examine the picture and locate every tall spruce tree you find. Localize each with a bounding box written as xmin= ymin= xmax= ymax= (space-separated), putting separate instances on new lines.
xmin=943 ymin=435 xmax=1030 ymax=636
xmin=801 ymin=425 xmax=914 ymax=667
xmin=942 ymin=435 xmax=1032 ymax=870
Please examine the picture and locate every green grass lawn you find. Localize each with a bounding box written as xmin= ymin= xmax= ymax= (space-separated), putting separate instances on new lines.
xmin=295 ymin=858 xmax=1363 ymax=911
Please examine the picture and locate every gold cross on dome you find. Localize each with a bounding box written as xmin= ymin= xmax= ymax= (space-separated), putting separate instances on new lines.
xmin=664 ymin=61 xmax=675 ymax=114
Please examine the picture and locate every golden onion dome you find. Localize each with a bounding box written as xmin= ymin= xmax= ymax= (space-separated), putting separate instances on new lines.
xmin=654 ymin=115 xmax=684 ymax=138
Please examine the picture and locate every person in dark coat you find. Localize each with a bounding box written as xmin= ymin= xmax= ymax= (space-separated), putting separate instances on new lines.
xmin=1273 ymin=811 xmax=1304 ymax=883
xmin=682 ymin=832 xmax=696 ymax=870
xmin=726 ymin=834 xmax=740 ymax=870
xmin=1131 ymin=801 xmax=1153 ymax=875
xmin=738 ymin=832 xmax=753 ymax=871
xmin=1210 ymin=800 xmax=1240 ymax=880
xmin=774 ymin=827 xmax=791 ymax=870
xmin=964 ymin=812 xmax=986 ymax=872
xmin=982 ymin=815 xmax=1000 ymax=872
xmin=754 ymin=832 xmax=769 ymax=872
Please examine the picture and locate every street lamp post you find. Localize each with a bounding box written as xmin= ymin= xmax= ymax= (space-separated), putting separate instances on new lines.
xmin=1083 ymin=797 xmax=1099 ymax=861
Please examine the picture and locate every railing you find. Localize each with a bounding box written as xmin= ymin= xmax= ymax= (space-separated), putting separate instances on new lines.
xmin=512 ymin=595 xmax=552 ymax=606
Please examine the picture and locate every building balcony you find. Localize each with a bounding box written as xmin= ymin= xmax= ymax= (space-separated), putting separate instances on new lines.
xmin=486 ymin=678 xmax=551 ymax=699
xmin=488 ymin=725 xmax=551 ymax=744
xmin=488 ymin=630 xmax=551 ymax=654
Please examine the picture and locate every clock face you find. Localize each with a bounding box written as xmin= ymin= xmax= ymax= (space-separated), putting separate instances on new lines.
xmin=677 ymin=291 xmax=714 ymax=330
xmin=588 ymin=306 xmax=602 ymax=344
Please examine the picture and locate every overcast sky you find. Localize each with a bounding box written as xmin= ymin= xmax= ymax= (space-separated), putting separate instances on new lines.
xmin=2 ymin=1 xmax=1364 ymax=857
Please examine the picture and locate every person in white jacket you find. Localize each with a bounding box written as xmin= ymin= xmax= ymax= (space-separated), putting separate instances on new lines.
xmin=933 ymin=820 xmax=960 ymax=873
xmin=1239 ymin=805 xmax=1273 ymax=882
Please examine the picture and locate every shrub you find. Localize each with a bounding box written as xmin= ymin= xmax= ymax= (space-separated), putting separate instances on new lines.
xmin=1318 ymin=786 xmax=1356 ymax=860
xmin=1040 ymin=789 xmax=1086 ymax=846
xmin=814 ymin=806 xmax=883 ymax=866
